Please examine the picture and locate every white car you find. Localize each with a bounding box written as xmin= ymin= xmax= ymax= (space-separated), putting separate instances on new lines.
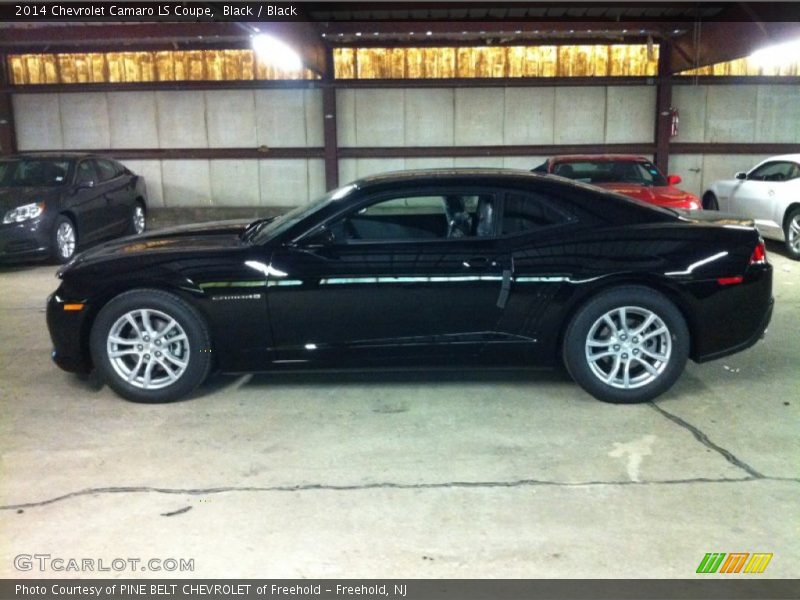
xmin=703 ymin=154 xmax=800 ymax=260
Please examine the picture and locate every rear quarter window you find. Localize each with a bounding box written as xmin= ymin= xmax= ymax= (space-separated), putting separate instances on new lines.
xmin=501 ymin=191 xmax=574 ymax=236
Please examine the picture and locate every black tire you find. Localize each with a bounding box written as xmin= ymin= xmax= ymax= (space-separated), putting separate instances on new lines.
xmin=703 ymin=192 xmax=719 ymax=211
xmin=783 ymin=207 xmax=800 ymax=260
xmin=90 ymin=289 xmax=212 ymax=403
xmin=562 ymin=286 xmax=690 ymax=404
xmin=127 ymin=201 xmax=147 ymax=235
xmin=50 ymin=214 xmax=77 ymax=264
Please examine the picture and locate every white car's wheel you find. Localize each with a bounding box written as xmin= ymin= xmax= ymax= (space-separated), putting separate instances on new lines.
xmin=784 ymin=207 xmax=800 ymax=260
xmin=702 ymin=192 xmax=719 ymax=211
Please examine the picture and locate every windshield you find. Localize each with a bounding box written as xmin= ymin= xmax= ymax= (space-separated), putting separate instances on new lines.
xmin=250 ymin=183 xmax=358 ymax=244
xmin=0 ymin=159 xmax=71 ymax=187
xmin=553 ymin=160 xmax=667 ymax=187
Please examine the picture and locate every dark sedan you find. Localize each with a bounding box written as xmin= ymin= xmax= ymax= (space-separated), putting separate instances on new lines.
xmin=47 ymin=169 xmax=773 ymax=404
xmin=0 ymin=153 xmax=147 ymax=263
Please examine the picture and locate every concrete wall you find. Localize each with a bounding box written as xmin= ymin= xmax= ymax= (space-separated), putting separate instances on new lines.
xmin=11 ymin=83 xmax=798 ymax=205
xmin=336 ymin=86 xmax=656 ymax=147
xmin=669 ymin=84 xmax=800 ymax=195
xmin=12 ymin=90 xmax=325 ymax=208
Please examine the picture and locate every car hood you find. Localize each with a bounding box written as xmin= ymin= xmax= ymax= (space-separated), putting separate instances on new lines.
xmin=0 ymin=186 xmax=60 ymax=212
xmin=593 ymin=183 xmax=700 ymax=207
xmin=64 ymin=219 xmax=253 ymax=270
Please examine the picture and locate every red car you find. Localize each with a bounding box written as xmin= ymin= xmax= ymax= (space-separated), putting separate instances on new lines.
xmin=533 ymin=155 xmax=701 ymax=211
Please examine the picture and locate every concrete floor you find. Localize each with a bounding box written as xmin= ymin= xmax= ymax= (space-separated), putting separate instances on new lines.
xmin=0 ymin=242 xmax=798 ymax=579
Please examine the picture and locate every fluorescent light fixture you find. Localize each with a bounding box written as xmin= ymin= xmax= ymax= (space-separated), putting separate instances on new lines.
xmin=750 ymin=38 xmax=800 ymax=68
xmin=251 ymin=34 xmax=302 ymax=71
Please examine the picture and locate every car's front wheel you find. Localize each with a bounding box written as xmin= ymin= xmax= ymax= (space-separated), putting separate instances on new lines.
xmin=128 ymin=202 xmax=146 ymax=235
xmin=563 ymin=286 xmax=689 ymax=403
xmin=702 ymin=192 xmax=719 ymax=210
xmin=51 ymin=215 xmax=77 ymax=264
xmin=784 ymin=207 xmax=800 ymax=260
xmin=90 ymin=289 xmax=212 ymax=403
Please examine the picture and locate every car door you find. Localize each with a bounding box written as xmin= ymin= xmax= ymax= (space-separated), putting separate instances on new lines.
xmin=729 ymin=161 xmax=794 ymax=239
xmin=488 ymin=189 xmax=579 ymax=365
xmin=65 ymin=159 xmax=107 ymax=244
xmin=96 ymin=159 xmax=134 ymax=235
xmin=265 ymin=188 xmax=511 ymax=364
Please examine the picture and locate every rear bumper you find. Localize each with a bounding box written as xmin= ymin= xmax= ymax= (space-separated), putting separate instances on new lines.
xmin=690 ymin=263 xmax=774 ymax=363
xmin=694 ymin=296 xmax=773 ymax=363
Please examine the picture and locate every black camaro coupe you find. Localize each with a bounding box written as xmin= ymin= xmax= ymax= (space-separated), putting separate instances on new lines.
xmin=0 ymin=153 xmax=147 ymax=263
xmin=47 ymin=169 xmax=773 ymax=404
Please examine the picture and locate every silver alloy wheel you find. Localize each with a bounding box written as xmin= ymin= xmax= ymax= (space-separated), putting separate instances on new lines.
xmin=585 ymin=306 xmax=672 ymax=389
xmin=106 ymin=308 xmax=190 ymax=390
xmin=789 ymin=215 xmax=800 ymax=253
xmin=56 ymin=221 xmax=76 ymax=259
xmin=133 ymin=205 xmax=146 ymax=234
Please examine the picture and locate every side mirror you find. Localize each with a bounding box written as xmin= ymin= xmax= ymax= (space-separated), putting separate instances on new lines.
xmin=301 ymin=226 xmax=335 ymax=248
xmin=735 ymin=172 xmax=747 ymax=180
xmin=666 ymin=174 xmax=682 ymax=186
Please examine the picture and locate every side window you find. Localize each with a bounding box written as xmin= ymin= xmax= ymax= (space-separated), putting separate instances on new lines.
xmin=748 ymin=161 xmax=795 ymax=182
xmin=329 ymin=193 xmax=496 ymax=243
xmin=94 ymin=159 xmax=118 ymax=182
xmin=501 ymin=192 xmax=571 ymax=236
xmin=75 ymin=161 xmax=97 ymax=185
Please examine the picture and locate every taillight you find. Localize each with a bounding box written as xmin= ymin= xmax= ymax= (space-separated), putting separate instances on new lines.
xmin=749 ymin=241 xmax=767 ymax=265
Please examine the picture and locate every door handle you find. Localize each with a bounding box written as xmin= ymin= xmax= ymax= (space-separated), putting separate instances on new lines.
xmin=768 ymin=189 xmax=775 ymax=196
xmin=464 ymin=256 xmax=489 ymax=268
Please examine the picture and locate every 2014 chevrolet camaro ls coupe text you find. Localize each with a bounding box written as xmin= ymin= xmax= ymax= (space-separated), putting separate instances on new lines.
xmin=47 ymin=169 xmax=774 ymax=404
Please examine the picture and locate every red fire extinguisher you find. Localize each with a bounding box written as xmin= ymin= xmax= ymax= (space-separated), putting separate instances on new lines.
xmin=669 ymin=108 xmax=679 ymax=138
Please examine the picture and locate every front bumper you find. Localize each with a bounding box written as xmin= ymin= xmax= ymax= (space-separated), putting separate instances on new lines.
xmin=46 ymin=290 xmax=93 ymax=374
xmin=0 ymin=217 xmax=51 ymax=261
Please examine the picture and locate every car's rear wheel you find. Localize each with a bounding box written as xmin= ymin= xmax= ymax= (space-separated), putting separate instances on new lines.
xmin=563 ymin=287 xmax=689 ymax=403
xmin=784 ymin=207 xmax=800 ymax=260
xmin=51 ymin=215 xmax=77 ymax=264
xmin=703 ymin=192 xmax=719 ymax=210
xmin=90 ymin=289 xmax=212 ymax=403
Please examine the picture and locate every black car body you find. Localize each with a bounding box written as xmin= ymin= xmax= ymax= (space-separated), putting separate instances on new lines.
xmin=47 ymin=169 xmax=773 ymax=404
xmin=0 ymin=153 xmax=147 ymax=263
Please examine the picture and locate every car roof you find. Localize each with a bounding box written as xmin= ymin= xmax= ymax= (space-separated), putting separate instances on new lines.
xmin=354 ymin=167 xmax=552 ymax=187
xmin=549 ymin=155 xmax=650 ymax=163
xmin=762 ymin=153 xmax=800 ymax=163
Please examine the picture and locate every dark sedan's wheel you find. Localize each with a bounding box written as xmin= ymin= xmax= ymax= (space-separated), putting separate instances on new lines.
xmin=128 ymin=202 xmax=146 ymax=235
xmin=90 ymin=290 xmax=212 ymax=403
xmin=563 ymin=287 xmax=689 ymax=403
xmin=51 ymin=215 xmax=77 ymax=264
xmin=784 ymin=207 xmax=800 ymax=260
xmin=703 ymin=192 xmax=719 ymax=211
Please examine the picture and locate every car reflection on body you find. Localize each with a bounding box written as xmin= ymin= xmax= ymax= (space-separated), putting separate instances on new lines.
xmin=0 ymin=153 xmax=147 ymax=263
xmin=703 ymin=154 xmax=800 ymax=260
xmin=533 ymin=155 xmax=701 ymax=211
xmin=47 ymin=169 xmax=772 ymax=404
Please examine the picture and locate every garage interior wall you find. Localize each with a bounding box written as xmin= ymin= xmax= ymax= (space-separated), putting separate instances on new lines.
xmin=11 ymin=82 xmax=800 ymax=206
xmin=670 ymin=84 xmax=800 ymax=193
xmin=12 ymin=89 xmax=327 ymax=208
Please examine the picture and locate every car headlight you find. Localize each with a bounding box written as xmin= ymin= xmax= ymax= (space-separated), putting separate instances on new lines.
xmin=3 ymin=202 xmax=44 ymax=224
